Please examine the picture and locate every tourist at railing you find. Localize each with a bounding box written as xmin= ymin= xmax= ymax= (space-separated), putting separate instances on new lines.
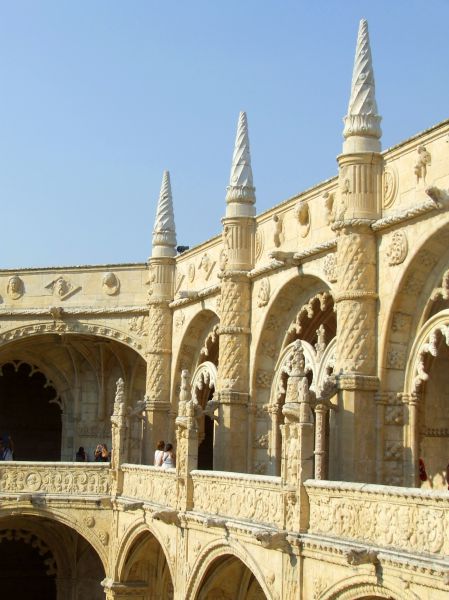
xmin=161 ymin=443 xmax=176 ymax=469
xmin=154 ymin=440 xmax=165 ymax=467
xmin=94 ymin=443 xmax=110 ymax=462
xmin=75 ymin=446 xmax=87 ymax=462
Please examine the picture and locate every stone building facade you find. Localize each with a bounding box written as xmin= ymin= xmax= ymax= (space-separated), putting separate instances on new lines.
xmin=0 ymin=19 xmax=448 ymax=599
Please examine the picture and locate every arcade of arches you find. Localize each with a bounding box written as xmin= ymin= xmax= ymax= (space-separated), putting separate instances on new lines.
xmin=1 ymin=23 xmax=449 ymax=600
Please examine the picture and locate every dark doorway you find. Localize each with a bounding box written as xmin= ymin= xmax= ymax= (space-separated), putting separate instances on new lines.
xmin=0 ymin=362 xmax=61 ymax=460
xmin=0 ymin=537 xmax=56 ymax=599
xmin=198 ymin=414 xmax=214 ymax=470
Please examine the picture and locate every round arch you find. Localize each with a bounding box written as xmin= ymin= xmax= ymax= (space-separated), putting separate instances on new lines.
xmin=378 ymin=216 xmax=449 ymax=391
xmin=115 ymin=520 xmax=174 ymax=584
xmin=171 ymin=309 xmax=219 ymax=418
xmin=115 ymin=520 xmax=175 ymax=598
xmin=0 ymin=506 xmax=109 ymax=568
xmin=402 ymin=309 xmax=449 ymax=487
xmin=0 ymin=320 xmax=147 ymax=359
xmin=251 ymin=271 xmax=334 ymax=475
xmin=0 ymin=330 xmax=147 ymax=462
xmin=318 ymin=574 xmax=418 ymax=600
xmin=0 ymin=510 xmax=107 ymax=599
xmin=187 ymin=539 xmax=272 ymax=600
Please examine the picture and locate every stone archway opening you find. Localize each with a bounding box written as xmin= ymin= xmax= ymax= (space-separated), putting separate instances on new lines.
xmin=120 ymin=530 xmax=174 ymax=599
xmin=0 ymin=516 xmax=105 ymax=600
xmin=195 ymin=554 xmax=267 ymax=600
xmin=0 ymin=361 xmax=61 ymax=460
xmin=192 ymin=361 xmax=218 ymax=470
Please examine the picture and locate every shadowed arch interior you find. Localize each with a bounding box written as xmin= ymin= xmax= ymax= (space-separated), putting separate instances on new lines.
xmin=195 ymin=553 xmax=267 ymax=600
xmin=0 ymin=361 xmax=61 ymax=460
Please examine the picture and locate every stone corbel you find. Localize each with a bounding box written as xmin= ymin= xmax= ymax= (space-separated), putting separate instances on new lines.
xmin=202 ymin=516 xmax=227 ymax=529
xmin=152 ymin=509 xmax=180 ymax=526
xmin=268 ymin=250 xmax=296 ymax=265
xmin=425 ymin=185 xmax=446 ymax=206
xmin=255 ymin=529 xmax=288 ymax=550
xmin=204 ymin=398 xmax=220 ymax=422
xmin=345 ymin=548 xmax=378 ymax=566
xmin=177 ymin=290 xmax=199 ymax=300
xmin=121 ymin=501 xmax=144 ymax=512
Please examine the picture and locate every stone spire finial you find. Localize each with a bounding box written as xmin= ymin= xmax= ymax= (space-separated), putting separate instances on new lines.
xmin=225 ymin=111 xmax=256 ymax=217
xmin=343 ymin=19 xmax=382 ymax=153
xmin=151 ymin=170 xmax=177 ymax=258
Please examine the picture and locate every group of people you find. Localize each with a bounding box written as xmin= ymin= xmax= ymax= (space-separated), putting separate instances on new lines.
xmin=154 ymin=441 xmax=176 ymax=468
xmin=75 ymin=444 xmax=110 ymax=462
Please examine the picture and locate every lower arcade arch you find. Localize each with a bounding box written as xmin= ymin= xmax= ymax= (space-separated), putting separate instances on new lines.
xmin=194 ymin=554 xmax=267 ymax=600
xmin=188 ymin=544 xmax=270 ymax=600
xmin=118 ymin=527 xmax=174 ymax=599
xmin=0 ymin=514 xmax=105 ymax=600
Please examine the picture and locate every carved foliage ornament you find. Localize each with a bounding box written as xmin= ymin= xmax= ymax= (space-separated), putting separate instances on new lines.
xmin=386 ymin=230 xmax=408 ymax=266
xmin=323 ymin=253 xmax=337 ymax=283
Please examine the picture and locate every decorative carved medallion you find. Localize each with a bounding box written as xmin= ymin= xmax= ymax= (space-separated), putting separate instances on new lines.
xmin=102 ymin=272 xmax=120 ymax=295
xmin=257 ymin=278 xmax=270 ymax=307
xmin=295 ymin=201 xmax=311 ymax=237
xmin=383 ymin=165 xmax=398 ymax=208
xmin=45 ymin=276 xmax=81 ymax=301
xmin=7 ymin=275 xmax=24 ymax=300
xmin=386 ymin=231 xmax=408 ymax=266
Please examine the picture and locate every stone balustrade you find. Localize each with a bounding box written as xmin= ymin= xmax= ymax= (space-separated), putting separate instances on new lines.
xmin=191 ymin=470 xmax=284 ymax=527
xmin=2 ymin=461 xmax=449 ymax=563
xmin=305 ymin=479 xmax=449 ymax=556
xmin=0 ymin=462 xmax=110 ymax=496
xmin=121 ymin=464 xmax=177 ymax=508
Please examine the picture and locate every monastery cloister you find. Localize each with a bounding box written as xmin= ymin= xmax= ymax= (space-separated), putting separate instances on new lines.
xmin=0 ymin=19 xmax=448 ymax=599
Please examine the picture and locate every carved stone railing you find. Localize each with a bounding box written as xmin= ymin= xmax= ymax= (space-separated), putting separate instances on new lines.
xmin=191 ymin=470 xmax=284 ymax=528
xmin=121 ymin=464 xmax=177 ymax=509
xmin=306 ymin=480 xmax=449 ymax=556
xmin=0 ymin=462 xmax=110 ymax=496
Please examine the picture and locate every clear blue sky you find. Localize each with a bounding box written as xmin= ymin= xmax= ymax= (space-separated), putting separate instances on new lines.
xmin=1 ymin=0 xmax=449 ymax=269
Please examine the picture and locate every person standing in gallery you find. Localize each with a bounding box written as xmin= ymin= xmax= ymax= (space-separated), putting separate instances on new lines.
xmin=161 ymin=443 xmax=176 ymax=469
xmin=154 ymin=440 xmax=165 ymax=467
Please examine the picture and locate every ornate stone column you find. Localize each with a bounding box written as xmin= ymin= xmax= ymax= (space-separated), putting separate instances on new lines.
xmin=143 ymin=171 xmax=176 ymax=463
xmin=175 ymin=370 xmax=200 ymax=511
xmin=215 ymin=112 xmax=255 ymax=472
xmin=280 ymin=341 xmax=314 ymax=531
xmin=333 ymin=19 xmax=382 ymax=483
xmin=314 ymin=403 xmax=329 ymax=479
xmin=110 ymin=378 xmax=128 ymax=496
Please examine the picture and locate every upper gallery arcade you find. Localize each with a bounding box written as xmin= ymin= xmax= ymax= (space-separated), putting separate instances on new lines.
xmin=0 ymin=18 xmax=448 ymax=600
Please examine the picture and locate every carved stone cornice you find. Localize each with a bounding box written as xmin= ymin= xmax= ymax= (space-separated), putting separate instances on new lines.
xmin=0 ymin=305 xmax=148 ymax=318
xmin=293 ymin=238 xmax=337 ymax=262
xmin=218 ymin=269 xmax=249 ymax=281
xmin=371 ymin=192 xmax=445 ymax=232
xmin=169 ymin=284 xmax=220 ymax=308
xmin=331 ymin=218 xmax=374 ymax=232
